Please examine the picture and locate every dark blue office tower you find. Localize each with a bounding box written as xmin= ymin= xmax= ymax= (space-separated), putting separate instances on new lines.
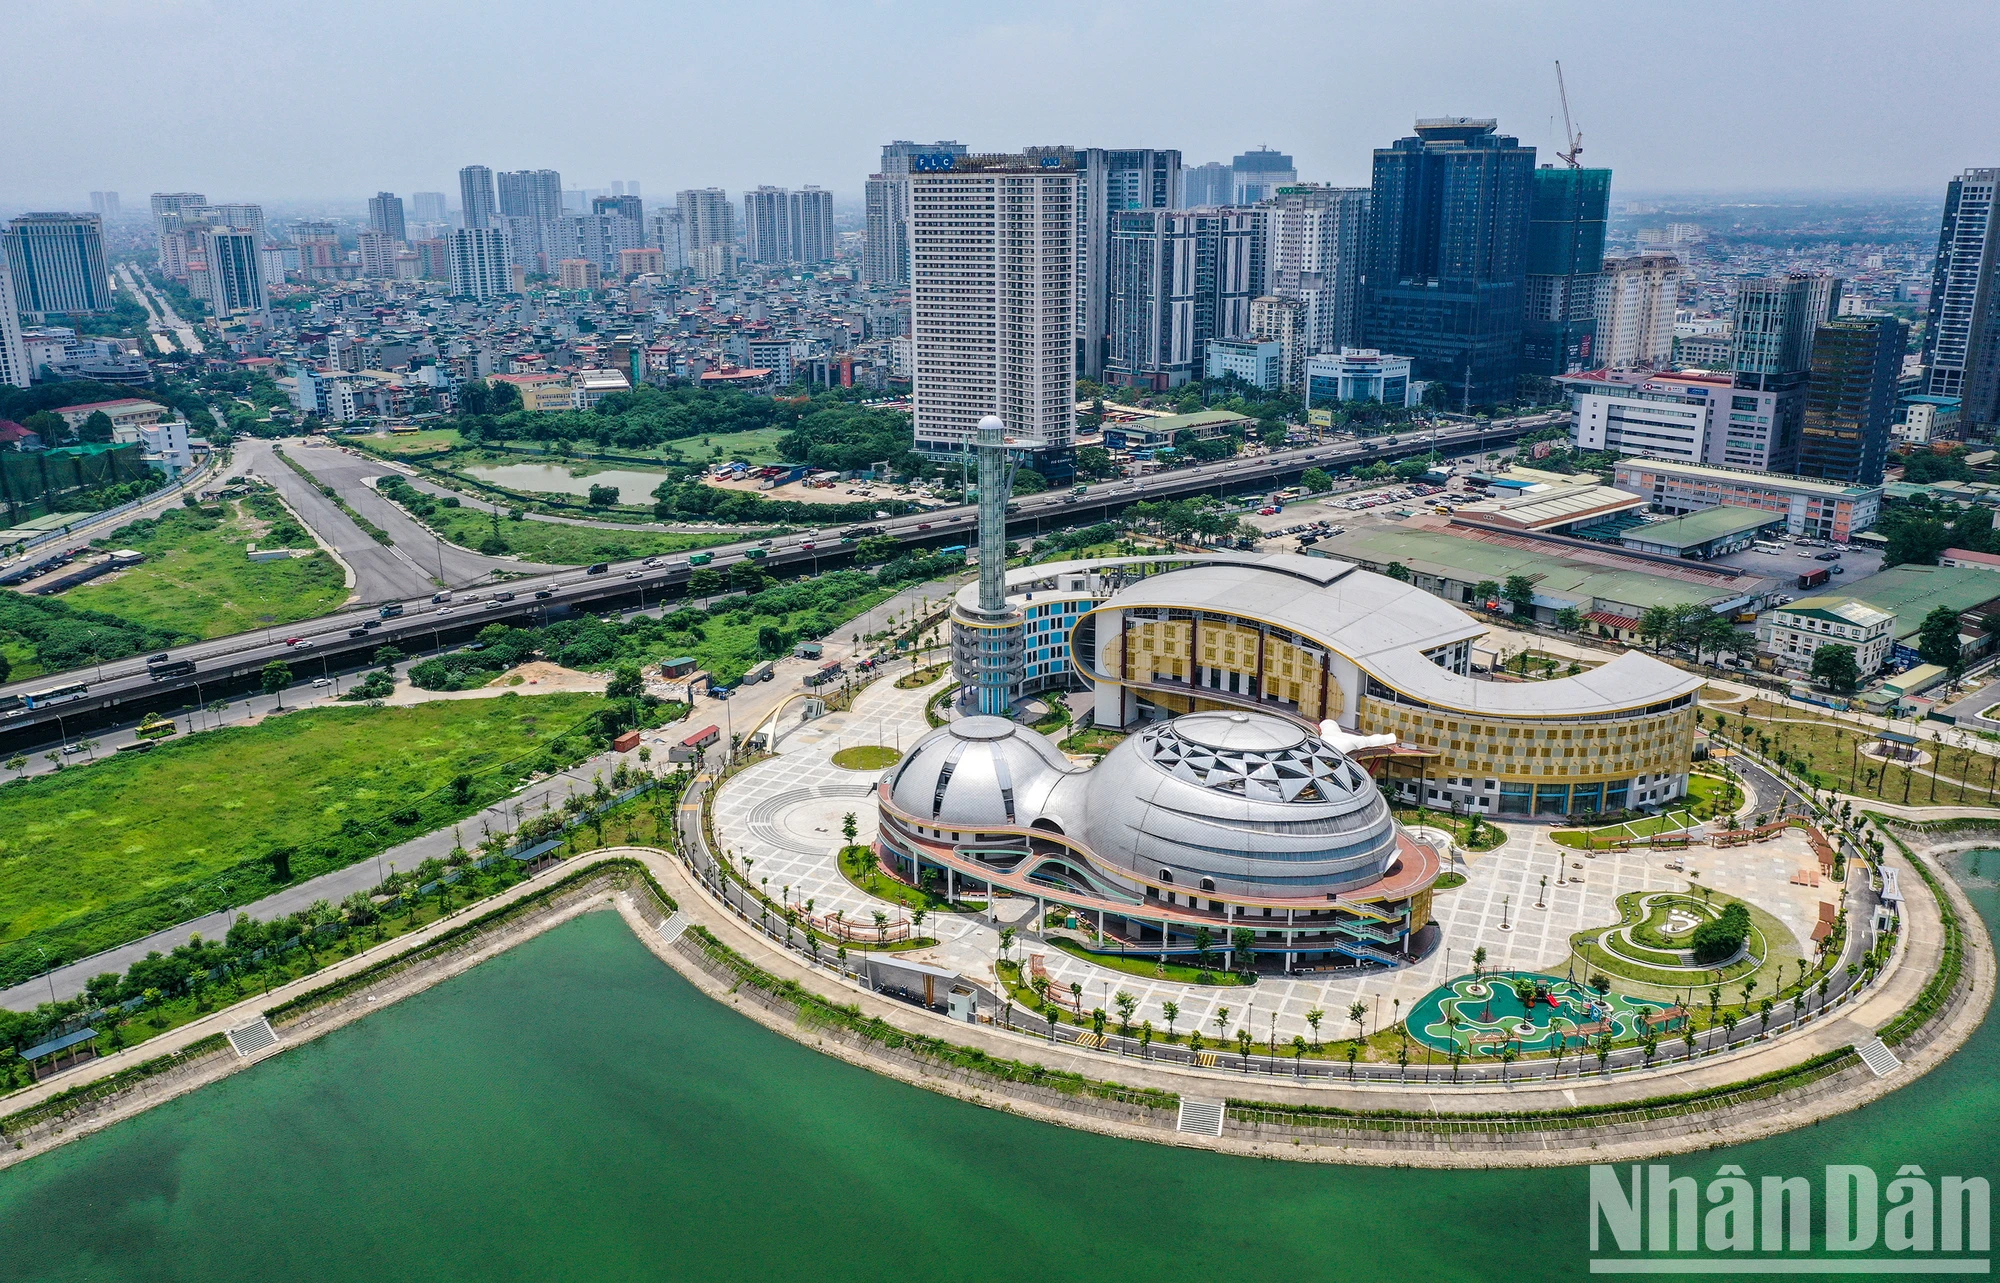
xmin=1363 ymin=118 xmax=1535 ymax=408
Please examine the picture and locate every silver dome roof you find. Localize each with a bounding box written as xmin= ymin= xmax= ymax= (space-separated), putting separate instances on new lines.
xmin=886 ymin=716 xmax=1079 ymax=830
xmin=1078 ymin=711 xmax=1398 ymax=896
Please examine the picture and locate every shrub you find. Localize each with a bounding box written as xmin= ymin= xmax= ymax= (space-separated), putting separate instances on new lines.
xmin=1691 ymin=902 xmax=1751 ymax=963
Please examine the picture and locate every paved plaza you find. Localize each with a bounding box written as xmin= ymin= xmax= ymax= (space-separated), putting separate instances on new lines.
xmin=711 ymin=673 xmax=1832 ymax=1043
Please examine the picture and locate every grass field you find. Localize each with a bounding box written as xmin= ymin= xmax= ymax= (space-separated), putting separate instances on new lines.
xmin=63 ymin=496 xmax=349 ymax=639
xmin=659 ymin=427 xmax=788 ymax=465
xmin=0 ymin=693 xmax=615 ymax=985
xmin=368 ymin=428 xmax=464 ymax=454
xmin=405 ymin=500 xmax=744 ymax=566
xmin=692 ymin=587 xmax=897 ymax=684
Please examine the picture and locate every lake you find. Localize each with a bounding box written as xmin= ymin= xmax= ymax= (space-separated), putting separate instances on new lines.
xmin=0 ymin=849 xmax=1993 ymax=1281
xmin=462 ymin=462 xmax=671 ymax=504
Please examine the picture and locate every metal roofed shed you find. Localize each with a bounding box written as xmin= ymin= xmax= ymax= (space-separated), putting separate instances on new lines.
xmin=1455 ymin=484 xmax=1644 ymax=534
xmin=1617 ymin=506 xmax=1787 ymax=559
xmin=1837 ymin=565 xmax=2000 ymax=643
xmin=1311 ymin=526 xmax=1768 ymax=618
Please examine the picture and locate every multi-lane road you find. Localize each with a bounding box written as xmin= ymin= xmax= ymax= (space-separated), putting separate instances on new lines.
xmin=0 ymin=413 xmax=1558 ymax=750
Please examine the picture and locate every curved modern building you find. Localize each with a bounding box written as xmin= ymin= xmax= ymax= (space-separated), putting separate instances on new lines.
xmin=877 ymin=709 xmax=1439 ymax=967
xmin=949 ymin=551 xmax=1701 ymax=818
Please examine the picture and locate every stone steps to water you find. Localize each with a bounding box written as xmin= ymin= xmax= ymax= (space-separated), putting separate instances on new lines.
xmin=656 ymin=911 xmax=689 ymax=945
xmin=225 ymin=1017 xmax=279 ymax=1058
xmin=1177 ymin=1097 xmax=1226 ymax=1137
xmin=1857 ymin=1037 xmax=1902 ymax=1077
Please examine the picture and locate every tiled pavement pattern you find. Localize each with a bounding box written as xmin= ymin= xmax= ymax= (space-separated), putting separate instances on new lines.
xmin=713 ymin=676 xmax=1829 ymax=1042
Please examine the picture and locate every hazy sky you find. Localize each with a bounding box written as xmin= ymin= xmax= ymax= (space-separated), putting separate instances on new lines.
xmin=5 ymin=0 xmax=1993 ymax=208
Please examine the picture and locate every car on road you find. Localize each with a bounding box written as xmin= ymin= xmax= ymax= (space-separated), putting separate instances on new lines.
xmin=642 ymin=557 xmax=662 ymax=567
xmin=586 ymin=562 xmax=610 ymax=575
xmin=285 ymin=637 xmax=306 ymax=647
xmin=62 ymin=742 xmax=87 ymax=755
xmin=1814 ymin=551 xmax=1841 ymax=561
xmin=625 ymin=569 xmax=644 ymax=579
xmin=799 ymin=540 xmax=816 ymax=550
xmin=485 ymin=600 xmax=505 ymax=609
xmin=534 ymin=589 xmax=555 ymax=599
xmin=917 ymin=523 xmax=932 ymax=530
xmin=348 ymin=627 xmax=369 ymax=638
xmin=363 ymin=619 xmax=381 ymax=630
xmin=311 ymin=678 xmax=334 ymax=689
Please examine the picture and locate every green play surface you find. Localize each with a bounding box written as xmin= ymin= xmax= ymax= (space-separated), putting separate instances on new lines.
xmin=1405 ymin=971 xmax=1682 ymax=1056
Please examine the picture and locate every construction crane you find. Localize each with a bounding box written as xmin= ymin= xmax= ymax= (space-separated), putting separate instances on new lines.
xmin=1554 ymin=60 xmax=1583 ymax=169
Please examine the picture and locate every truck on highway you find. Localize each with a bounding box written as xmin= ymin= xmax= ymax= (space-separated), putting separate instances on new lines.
xmin=687 ymin=552 xmax=714 ymax=566
xmin=743 ymin=661 xmax=775 ymax=684
xmin=378 ymin=602 xmax=404 ymax=618
xmin=744 ymin=547 xmax=768 ymax=560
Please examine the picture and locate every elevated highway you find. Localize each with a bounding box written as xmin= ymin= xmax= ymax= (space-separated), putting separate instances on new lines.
xmin=0 ymin=414 xmax=1558 ymax=752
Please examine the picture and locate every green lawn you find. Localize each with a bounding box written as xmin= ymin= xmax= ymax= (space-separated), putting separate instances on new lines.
xmin=412 ymin=501 xmax=744 ymax=566
xmin=658 ymin=427 xmax=789 ymax=465
xmin=0 ymin=693 xmax=616 ymax=986
xmin=690 ymin=586 xmax=896 ymax=684
xmin=369 ymin=428 xmax=464 ymax=454
xmin=63 ymin=496 xmax=349 ymax=639
xmin=831 ymin=745 xmax=902 ymax=770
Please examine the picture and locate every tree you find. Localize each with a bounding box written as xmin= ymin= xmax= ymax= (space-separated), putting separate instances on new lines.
xmin=841 ymin=811 xmax=858 ymax=845
xmin=1161 ymin=1000 xmax=1179 ymax=1041
xmin=729 ymin=560 xmax=770 ymax=593
xmin=1301 ymin=467 xmax=1333 ymax=493
xmin=1553 ymin=606 xmax=1584 ymax=633
xmin=1384 ymin=561 xmax=1413 ymax=582
xmin=1305 ymin=1007 xmax=1324 ymax=1049
xmin=606 ymin=662 xmax=644 ymax=701
xmin=1347 ymin=999 xmax=1367 ymax=1041
xmin=1012 ymin=468 xmax=1048 ymax=496
xmin=1918 ymin=605 xmax=1963 ymax=668
xmin=1811 ymin=643 xmax=1860 ymax=693
xmin=1501 ymin=575 xmax=1536 ymax=617
xmin=78 ymin=411 xmax=116 ymax=443
xmin=21 ymin=410 xmax=66 ymax=444
xmin=755 ymin=625 xmax=788 ymax=657
xmin=1471 ymin=580 xmax=1502 ymax=611
xmin=586 ymin=483 xmax=620 ymax=508
xmin=260 ymin=659 xmax=292 ymax=708
xmin=1638 ymin=604 xmax=1679 ymax=651
xmin=1471 ymin=945 xmax=1487 ymax=977
xmin=1076 ymin=445 xmax=1117 ymax=480
xmin=686 ymin=567 xmax=724 ymax=597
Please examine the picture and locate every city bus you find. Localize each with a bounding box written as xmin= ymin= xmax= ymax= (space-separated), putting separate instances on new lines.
xmin=24 ymin=682 xmax=89 ymax=709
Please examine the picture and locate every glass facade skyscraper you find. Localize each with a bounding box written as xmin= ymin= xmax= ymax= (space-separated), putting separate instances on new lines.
xmin=1800 ymin=315 xmax=1904 ymax=486
xmin=1523 ymin=166 xmax=1610 ymax=376
xmin=1362 ymin=118 xmax=1535 ymax=408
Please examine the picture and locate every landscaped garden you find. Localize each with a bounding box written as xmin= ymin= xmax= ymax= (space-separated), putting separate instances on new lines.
xmin=1707 ymin=699 xmax=2000 ymax=806
xmin=894 ymin=663 xmax=950 ymax=690
xmin=1550 ymin=773 xmax=1743 ymax=849
xmin=1567 ymin=886 xmax=1814 ymax=1002
xmin=0 ymin=692 xmax=653 ymax=988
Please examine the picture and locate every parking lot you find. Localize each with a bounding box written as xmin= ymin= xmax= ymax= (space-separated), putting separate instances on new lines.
xmin=1708 ymin=537 xmax=1885 ymax=598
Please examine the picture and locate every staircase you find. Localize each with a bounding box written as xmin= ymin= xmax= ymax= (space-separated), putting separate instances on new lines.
xmin=656 ymin=911 xmax=689 ymax=946
xmin=225 ymin=1017 xmax=280 ymax=1057
xmin=1176 ymin=1096 xmax=1226 ymax=1137
xmin=1857 ymin=1037 xmax=1902 ymax=1077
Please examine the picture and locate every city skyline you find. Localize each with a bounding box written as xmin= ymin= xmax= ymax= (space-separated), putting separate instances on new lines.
xmin=3 ymin=0 xmax=1994 ymax=204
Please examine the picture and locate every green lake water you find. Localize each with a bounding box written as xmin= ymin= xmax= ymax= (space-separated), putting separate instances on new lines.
xmin=1 ymin=850 xmax=1994 ymax=1282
